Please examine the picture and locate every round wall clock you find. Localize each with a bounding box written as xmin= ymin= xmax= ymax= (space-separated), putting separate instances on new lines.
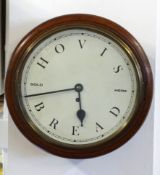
xmin=5 ymin=14 xmax=153 ymax=158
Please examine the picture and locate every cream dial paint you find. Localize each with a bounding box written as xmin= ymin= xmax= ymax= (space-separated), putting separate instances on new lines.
xmin=20 ymin=29 xmax=138 ymax=147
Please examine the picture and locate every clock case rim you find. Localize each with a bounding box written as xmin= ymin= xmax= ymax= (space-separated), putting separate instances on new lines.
xmin=5 ymin=14 xmax=153 ymax=158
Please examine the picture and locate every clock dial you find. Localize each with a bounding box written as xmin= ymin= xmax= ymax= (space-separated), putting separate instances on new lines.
xmin=20 ymin=29 xmax=138 ymax=147
xmin=6 ymin=14 xmax=153 ymax=158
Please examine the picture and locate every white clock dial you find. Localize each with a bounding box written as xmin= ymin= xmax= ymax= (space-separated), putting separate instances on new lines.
xmin=20 ymin=29 xmax=139 ymax=147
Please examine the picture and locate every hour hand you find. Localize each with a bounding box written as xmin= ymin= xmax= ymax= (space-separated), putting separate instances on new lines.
xmin=77 ymin=109 xmax=86 ymax=127
xmin=75 ymin=84 xmax=86 ymax=127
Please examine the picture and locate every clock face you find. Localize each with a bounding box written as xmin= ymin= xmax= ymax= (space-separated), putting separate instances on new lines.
xmin=19 ymin=28 xmax=139 ymax=147
xmin=6 ymin=14 xmax=153 ymax=158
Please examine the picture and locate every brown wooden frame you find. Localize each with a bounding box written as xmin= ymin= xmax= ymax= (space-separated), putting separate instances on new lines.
xmin=5 ymin=14 xmax=153 ymax=158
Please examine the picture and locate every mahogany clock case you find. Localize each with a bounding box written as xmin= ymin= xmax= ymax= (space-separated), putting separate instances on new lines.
xmin=5 ymin=14 xmax=153 ymax=158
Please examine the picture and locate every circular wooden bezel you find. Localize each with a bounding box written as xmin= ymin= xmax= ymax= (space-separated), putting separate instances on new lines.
xmin=5 ymin=14 xmax=153 ymax=158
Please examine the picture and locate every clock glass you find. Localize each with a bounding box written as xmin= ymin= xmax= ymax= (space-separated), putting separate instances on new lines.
xmin=19 ymin=28 xmax=140 ymax=148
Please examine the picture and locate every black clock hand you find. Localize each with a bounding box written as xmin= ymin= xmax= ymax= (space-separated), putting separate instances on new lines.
xmin=77 ymin=91 xmax=82 ymax=110
xmin=24 ymin=87 xmax=75 ymax=98
xmin=75 ymin=84 xmax=86 ymax=127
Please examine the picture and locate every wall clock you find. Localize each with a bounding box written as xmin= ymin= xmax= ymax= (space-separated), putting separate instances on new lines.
xmin=5 ymin=14 xmax=153 ymax=158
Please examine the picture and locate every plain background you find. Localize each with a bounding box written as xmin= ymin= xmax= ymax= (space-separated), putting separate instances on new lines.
xmin=153 ymin=1 xmax=160 ymax=175
xmin=5 ymin=0 xmax=156 ymax=175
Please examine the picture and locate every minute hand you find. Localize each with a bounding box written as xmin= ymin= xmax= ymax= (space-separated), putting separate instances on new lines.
xmin=24 ymin=87 xmax=75 ymax=98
